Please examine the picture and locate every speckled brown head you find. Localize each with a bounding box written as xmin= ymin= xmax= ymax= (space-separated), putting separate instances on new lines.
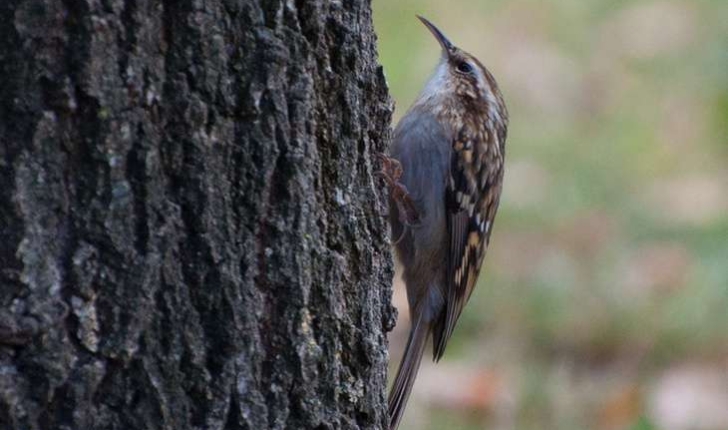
xmin=415 ymin=16 xmax=508 ymax=134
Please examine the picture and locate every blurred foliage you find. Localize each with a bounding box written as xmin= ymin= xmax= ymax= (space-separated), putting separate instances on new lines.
xmin=374 ymin=1 xmax=728 ymax=429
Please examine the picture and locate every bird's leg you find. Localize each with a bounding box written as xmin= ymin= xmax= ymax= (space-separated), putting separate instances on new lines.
xmin=376 ymin=153 xmax=420 ymax=226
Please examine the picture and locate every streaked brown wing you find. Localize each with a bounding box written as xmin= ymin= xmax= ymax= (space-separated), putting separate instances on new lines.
xmin=433 ymin=128 xmax=502 ymax=361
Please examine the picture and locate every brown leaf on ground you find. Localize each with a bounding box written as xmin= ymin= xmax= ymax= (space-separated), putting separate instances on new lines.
xmin=621 ymin=243 xmax=692 ymax=298
xmin=645 ymin=175 xmax=728 ymax=226
xmin=599 ymin=384 xmax=642 ymax=430
xmin=558 ymin=210 xmax=617 ymax=260
xmin=417 ymin=364 xmax=502 ymax=411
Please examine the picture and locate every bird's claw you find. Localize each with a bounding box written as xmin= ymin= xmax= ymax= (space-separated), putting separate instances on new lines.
xmin=376 ymin=153 xmax=420 ymax=226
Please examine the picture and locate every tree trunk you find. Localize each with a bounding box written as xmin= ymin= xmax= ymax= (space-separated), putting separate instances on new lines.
xmin=0 ymin=0 xmax=394 ymax=429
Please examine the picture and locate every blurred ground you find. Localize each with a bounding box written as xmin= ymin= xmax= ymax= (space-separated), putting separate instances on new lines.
xmin=373 ymin=1 xmax=728 ymax=429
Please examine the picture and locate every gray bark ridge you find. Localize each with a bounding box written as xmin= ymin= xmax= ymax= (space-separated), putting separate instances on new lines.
xmin=0 ymin=0 xmax=395 ymax=429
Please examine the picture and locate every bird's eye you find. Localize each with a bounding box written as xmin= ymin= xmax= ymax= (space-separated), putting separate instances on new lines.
xmin=456 ymin=61 xmax=473 ymax=74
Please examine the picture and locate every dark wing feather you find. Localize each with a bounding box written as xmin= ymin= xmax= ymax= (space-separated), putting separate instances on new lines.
xmin=433 ymin=128 xmax=502 ymax=361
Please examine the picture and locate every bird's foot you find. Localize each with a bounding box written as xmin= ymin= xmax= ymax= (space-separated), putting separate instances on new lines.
xmin=376 ymin=153 xmax=420 ymax=226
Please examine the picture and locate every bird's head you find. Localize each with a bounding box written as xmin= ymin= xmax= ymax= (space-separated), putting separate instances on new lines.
xmin=415 ymin=16 xmax=507 ymax=126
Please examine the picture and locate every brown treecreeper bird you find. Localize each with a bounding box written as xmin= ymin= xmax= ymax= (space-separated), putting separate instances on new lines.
xmin=380 ymin=16 xmax=509 ymax=429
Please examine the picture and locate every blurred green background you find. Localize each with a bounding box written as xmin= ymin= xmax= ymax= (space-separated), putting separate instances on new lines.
xmin=373 ymin=1 xmax=728 ymax=429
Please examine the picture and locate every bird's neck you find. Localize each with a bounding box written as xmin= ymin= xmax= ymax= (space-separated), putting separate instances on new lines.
xmin=413 ymin=61 xmax=455 ymax=112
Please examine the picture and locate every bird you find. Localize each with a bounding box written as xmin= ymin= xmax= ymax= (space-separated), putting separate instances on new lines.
xmin=379 ymin=16 xmax=509 ymax=430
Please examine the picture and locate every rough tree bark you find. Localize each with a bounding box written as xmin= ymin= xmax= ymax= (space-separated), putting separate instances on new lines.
xmin=0 ymin=0 xmax=395 ymax=429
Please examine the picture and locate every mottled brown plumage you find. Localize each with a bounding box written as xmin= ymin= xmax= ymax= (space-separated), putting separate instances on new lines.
xmin=382 ymin=16 xmax=508 ymax=430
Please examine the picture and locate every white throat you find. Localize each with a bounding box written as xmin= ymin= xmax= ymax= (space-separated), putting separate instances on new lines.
xmin=415 ymin=60 xmax=453 ymax=108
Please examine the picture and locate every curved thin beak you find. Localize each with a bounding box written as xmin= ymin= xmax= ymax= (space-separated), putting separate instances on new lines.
xmin=417 ymin=15 xmax=455 ymax=53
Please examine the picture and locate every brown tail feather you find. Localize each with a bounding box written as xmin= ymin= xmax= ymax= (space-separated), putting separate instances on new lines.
xmin=388 ymin=315 xmax=430 ymax=430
